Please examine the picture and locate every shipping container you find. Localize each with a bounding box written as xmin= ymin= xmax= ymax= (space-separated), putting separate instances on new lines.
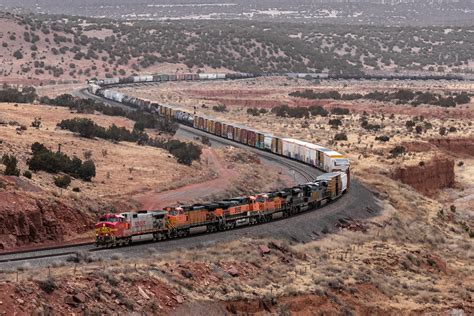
xmin=103 ymin=78 xmax=120 ymax=85
xmin=216 ymin=73 xmax=226 ymax=79
xmin=234 ymin=126 xmax=240 ymax=142
xmin=240 ymin=128 xmax=248 ymax=144
xmin=282 ymin=138 xmax=297 ymax=159
xmin=247 ymin=130 xmax=257 ymax=147
xmin=215 ymin=121 xmax=222 ymax=136
xmin=227 ymin=125 xmax=234 ymax=140
xmin=271 ymin=137 xmax=283 ymax=155
xmin=169 ymin=74 xmax=177 ymax=81
xmin=88 ymin=84 xmax=101 ymax=94
xmin=264 ymin=134 xmax=273 ymax=151
xmin=255 ymin=132 xmax=265 ymax=149
xmin=221 ymin=123 xmax=227 ymax=138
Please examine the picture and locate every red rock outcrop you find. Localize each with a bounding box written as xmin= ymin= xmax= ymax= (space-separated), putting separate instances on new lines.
xmin=428 ymin=137 xmax=474 ymax=157
xmin=0 ymin=176 xmax=94 ymax=250
xmin=391 ymin=157 xmax=455 ymax=196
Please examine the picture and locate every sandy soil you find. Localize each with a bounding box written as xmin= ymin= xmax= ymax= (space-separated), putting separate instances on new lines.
xmin=0 ymin=103 xmax=217 ymax=203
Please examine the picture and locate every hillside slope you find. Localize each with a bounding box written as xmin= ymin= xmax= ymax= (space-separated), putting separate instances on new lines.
xmin=0 ymin=12 xmax=472 ymax=85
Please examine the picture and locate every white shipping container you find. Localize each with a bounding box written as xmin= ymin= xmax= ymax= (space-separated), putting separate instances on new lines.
xmin=103 ymin=90 xmax=113 ymax=99
xmin=282 ymin=138 xmax=296 ymax=158
xmin=341 ymin=173 xmax=348 ymax=192
xmin=103 ymin=78 xmax=119 ymax=85
xmin=88 ymin=84 xmax=100 ymax=94
xmin=264 ymin=134 xmax=273 ymax=151
xmin=216 ymin=73 xmax=226 ymax=79
xmin=133 ymin=76 xmax=141 ymax=83
xmin=198 ymin=74 xmax=210 ymax=80
xmin=114 ymin=92 xmax=124 ymax=103
xmin=145 ymin=75 xmax=153 ymax=82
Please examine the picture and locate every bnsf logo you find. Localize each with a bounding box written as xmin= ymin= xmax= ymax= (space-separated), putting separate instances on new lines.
xmin=134 ymin=220 xmax=146 ymax=227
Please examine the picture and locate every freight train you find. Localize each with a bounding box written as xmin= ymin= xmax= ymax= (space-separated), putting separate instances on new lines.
xmin=95 ymin=172 xmax=347 ymax=247
xmin=89 ymin=71 xmax=466 ymax=88
xmin=90 ymin=72 xmax=351 ymax=247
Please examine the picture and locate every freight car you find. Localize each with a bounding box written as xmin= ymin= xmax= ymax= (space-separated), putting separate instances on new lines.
xmin=95 ymin=172 xmax=347 ymax=247
xmin=91 ymin=87 xmax=350 ymax=174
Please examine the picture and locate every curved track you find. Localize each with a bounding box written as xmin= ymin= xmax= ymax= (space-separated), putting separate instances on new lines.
xmin=0 ymin=87 xmax=381 ymax=269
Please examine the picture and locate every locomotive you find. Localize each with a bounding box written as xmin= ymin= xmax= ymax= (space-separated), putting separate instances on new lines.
xmin=95 ymin=172 xmax=347 ymax=247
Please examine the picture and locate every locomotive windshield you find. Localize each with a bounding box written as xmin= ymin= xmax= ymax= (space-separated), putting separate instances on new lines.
xmin=99 ymin=216 xmax=119 ymax=222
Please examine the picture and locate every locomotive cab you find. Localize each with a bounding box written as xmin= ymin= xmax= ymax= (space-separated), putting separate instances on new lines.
xmin=166 ymin=207 xmax=187 ymax=228
xmin=95 ymin=214 xmax=128 ymax=246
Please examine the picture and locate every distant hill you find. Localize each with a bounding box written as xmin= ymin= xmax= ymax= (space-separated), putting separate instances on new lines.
xmin=1 ymin=0 xmax=473 ymax=26
xmin=0 ymin=12 xmax=472 ymax=84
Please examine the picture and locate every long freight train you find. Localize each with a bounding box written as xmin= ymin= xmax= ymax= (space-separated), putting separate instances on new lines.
xmin=89 ymin=71 xmax=466 ymax=87
xmin=90 ymin=72 xmax=351 ymax=247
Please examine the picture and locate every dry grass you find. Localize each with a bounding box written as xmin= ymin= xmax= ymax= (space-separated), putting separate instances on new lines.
xmin=0 ymin=102 xmax=215 ymax=206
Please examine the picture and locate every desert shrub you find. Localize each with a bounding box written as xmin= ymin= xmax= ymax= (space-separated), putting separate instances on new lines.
xmin=436 ymin=97 xmax=456 ymax=107
xmin=334 ymin=133 xmax=348 ymax=141
xmin=31 ymin=117 xmax=42 ymax=128
xmin=2 ymin=154 xmax=20 ymax=176
xmin=331 ymin=107 xmax=350 ymax=115
xmin=167 ymin=141 xmax=202 ymax=166
xmin=13 ymin=50 xmax=23 ymax=59
xmin=290 ymin=90 xmax=341 ymax=100
xmin=439 ymin=126 xmax=447 ymax=136
xmin=405 ymin=120 xmax=415 ymax=128
xmin=309 ymin=105 xmax=329 ymax=117
xmin=38 ymin=278 xmax=57 ymax=294
xmin=389 ymin=145 xmax=405 ymax=158
xmin=271 ymin=104 xmax=309 ymax=118
xmin=23 ymin=170 xmax=32 ymax=179
xmin=54 ymin=175 xmax=71 ymax=188
xmin=72 ymin=187 xmax=81 ymax=192
xmin=58 ymin=118 xmax=147 ymax=143
xmin=454 ymin=92 xmax=470 ymax=105
xmin=79 ymin=160 xmax=96 ymax=181
xmin=247 ymin=107 xmax=260 ymax=116
xmin=328 ymin=119 xmax=342 ymax=128
xmin=393 ymin=89 xmax=415 ymax=101
xmin=375 ymin=135 xmax=390 ymax=142
xmin=448 ymin=126 xmax=457 ymax=132
xmin=201 ymin=136 xmax=211 ymax=146
xmin=28 ymin=142 xmax=95 ymax=181
xmin=148 ymin=139 xmax=202 ymax=166
xmin=415 ymin=125 xmax=423 ymax=134
xmin=212 ymin=104 xmax=227 ymax=112
xmin=0 ymin=85 xmax=37 ymax=103
xmin=361 ymin=119 xmax=381 ymax=131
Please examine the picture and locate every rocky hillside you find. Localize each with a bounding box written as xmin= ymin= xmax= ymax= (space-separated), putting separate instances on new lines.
xmin=0 ymin=12 xmax=473 ymax=85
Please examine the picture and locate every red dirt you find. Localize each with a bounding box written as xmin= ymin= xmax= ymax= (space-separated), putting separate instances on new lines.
xmin=224 ymin=283 xmax=406 ymax=315
xmin=134 ymin=148 xmax=238 ymax=209
xmin=428 ymin=137 xmax=474 ymax=157
xmin=391 ymin=157 xmax=455 ymax=196
xmin=327 ymin=101 xmax=474 ymax=120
